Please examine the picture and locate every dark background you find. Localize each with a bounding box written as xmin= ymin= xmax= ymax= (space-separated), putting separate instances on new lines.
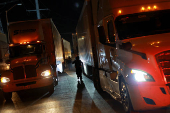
xmin=0 ymin=0 xmax=84 ymax=47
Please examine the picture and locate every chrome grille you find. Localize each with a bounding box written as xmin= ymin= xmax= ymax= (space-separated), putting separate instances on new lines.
xmin=13 ymin=65 xmax=37 ymax=80
xmin=156 ymin=51 xmax=170 ymax=83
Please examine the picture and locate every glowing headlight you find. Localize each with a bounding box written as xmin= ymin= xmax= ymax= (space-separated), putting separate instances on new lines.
xmin=1 ymin=77 xmax=10 ymax=83
xmin=41 ymin=70 xmax=51 ymax=77
xmin=131 ymin=69 xmax=154 ymax=82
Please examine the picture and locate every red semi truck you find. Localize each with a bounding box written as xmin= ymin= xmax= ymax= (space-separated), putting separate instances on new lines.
xmin=77 ymin=0 xmax=170 ymax=112
xmin=0 ymin=19 xmax=64 ymax=100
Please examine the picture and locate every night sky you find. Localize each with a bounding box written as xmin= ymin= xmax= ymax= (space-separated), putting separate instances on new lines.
xmin=0 ymin=0 xmax=84 ymax=47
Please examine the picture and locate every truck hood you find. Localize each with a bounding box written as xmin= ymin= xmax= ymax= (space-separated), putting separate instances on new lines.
xmin=129 ymin=33 xmax=170 ymax=55
xmin=10 ymin=56 xmax=39 ymax=68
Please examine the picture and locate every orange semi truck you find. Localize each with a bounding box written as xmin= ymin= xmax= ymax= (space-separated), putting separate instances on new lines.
xmin=0 ymin=19 xmax=64 ymax=100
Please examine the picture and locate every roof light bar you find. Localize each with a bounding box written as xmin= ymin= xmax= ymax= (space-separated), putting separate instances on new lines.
xmin=141 ymin=5 xmax=157 ymax=11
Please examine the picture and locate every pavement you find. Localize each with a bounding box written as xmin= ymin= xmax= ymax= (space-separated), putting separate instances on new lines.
xmin=0 ymin=68 xmax=124 ymax=113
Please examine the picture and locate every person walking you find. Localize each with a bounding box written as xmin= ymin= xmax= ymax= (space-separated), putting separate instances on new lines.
xmin=72 ymin=56 xmax=83 ymax=81
xmin=67 ymin=56 xmax=72 ymax=70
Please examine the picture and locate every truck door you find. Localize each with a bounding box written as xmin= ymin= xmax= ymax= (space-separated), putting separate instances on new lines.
xmin=102 ymin=15 xmax=120 ymax=94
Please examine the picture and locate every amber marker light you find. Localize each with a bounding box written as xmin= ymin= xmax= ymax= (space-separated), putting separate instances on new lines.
xmin=37 ymin=41 xmax=40 ymax=43
xmin=141 ymin=7 xmax=145 ymax=11
xmin=153 ymin=5 xmax=157 ymax=9
xmin=148 ymin=6 xmax=151 ymax=10
xmin=118 ymin=10 xmax=122 ymax=14
xmin=27 ymin=42 xmax=30 ymax=43
xmin=9 ymin=44 xmax=13 ymax=46
xmin=20 ymin=43 xmax=23 ymax=44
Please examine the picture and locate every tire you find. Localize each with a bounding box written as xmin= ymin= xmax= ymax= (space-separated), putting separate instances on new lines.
xmin=120 ymin=77 xmax=133 ymax=113
xmin=48 ymin=83 xmax=54 ymax=95
xmin=53 ymin=76 xmax=58 ymax=86
xmin=3 ymin=92 xmax=12 ymax=101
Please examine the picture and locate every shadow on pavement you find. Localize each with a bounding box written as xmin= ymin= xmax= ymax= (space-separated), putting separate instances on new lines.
xmin=73 ymin=81 xmax=102 ymax=113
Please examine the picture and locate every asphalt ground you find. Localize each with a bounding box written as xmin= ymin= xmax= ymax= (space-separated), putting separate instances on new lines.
xmin=0 ymin=68 xmax=169 ymax=113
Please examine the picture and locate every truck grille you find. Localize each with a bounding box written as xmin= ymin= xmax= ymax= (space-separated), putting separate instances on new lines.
xmin=25 ymin=65 xmax=37 ymax=78
xmin=13 ymin=65 xmax=37 ymax=80
xmin=156 ymin=51 xmax=170 ymax=83
xmin=13 ymin=66 xmax=25 ymax=80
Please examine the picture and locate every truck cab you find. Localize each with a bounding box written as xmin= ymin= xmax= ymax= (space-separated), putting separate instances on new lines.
xmin=96 ymin=0 xmax=170 ymax=112
xmin=0 ymin=19 xmax=62 ymax=100
xmin=77 ymin=0 xmax=170 ymax=112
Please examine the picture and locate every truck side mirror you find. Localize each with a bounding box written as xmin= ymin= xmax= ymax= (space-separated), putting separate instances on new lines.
xmin=120 ymin=42 xmax=132 ymax=51
xmin=98 ymin=26 xmax=106 ymax=44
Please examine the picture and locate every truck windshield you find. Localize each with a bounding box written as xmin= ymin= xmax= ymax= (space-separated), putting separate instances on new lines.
xmin=115 ymin=9 xmax=170 ymax=40
xmin=9 ymin=44 xmax=42 ymax=58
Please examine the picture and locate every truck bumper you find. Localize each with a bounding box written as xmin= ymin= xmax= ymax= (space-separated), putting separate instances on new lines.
xmin=1 ymin=77 xmax=53 ymax=92
xmin=127 ymin=84 xmax=170 ymax=111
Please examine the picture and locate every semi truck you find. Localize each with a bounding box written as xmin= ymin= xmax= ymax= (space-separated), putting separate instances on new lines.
xmin=61 ymin=38 xmax=72 ymax=70
xmin=0 ymin=33 xmax=9 ymax=75
xmin=76 ymin=0 xmax=170 ymax=112
xmin=0 ymin=19 xmax=64 ymax=100
xmin=72 ymin=33 xmax=78 ymax=57
xmin=62 ymin=38 xmax=72 ymax=60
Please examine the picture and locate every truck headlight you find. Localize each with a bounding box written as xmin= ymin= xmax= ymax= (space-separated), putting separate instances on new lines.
xmin=131 ymin=69 xmax=154 ymax=82
xmin=41 ymin=70 xmax=51 ymax=77
xmin=1 ymin=77 xmax=10 ymax=83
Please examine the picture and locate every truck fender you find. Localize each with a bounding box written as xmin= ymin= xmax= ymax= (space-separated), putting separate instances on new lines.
xmin=1 ymin=70 xmax=13 ymax=78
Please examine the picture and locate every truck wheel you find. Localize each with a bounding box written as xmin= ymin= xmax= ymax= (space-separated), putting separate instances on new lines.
xmin=120 ymin=77 xmax=133 ymax=113
xmin=3 ymin=92 xmax=12 ymax=101
xmin=54 ymin=76 xmax=58 ymax=86
xmin=48 ymin=83 xmax=54 ymax=95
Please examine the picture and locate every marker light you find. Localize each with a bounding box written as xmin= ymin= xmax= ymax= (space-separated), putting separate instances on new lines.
xmin=131 ymin=69 xmax=154 ymax=82
xmin=9 ymin=44 xmax=14 ymax=46
xmin=141 ymin=5 xmax=157 ymax=11
xmin=1 ymin=77 xmax=10 ymax=83
xmin=27 ymin=42 xmax=30 ymax=43
xmin=41 ymin=70 xmax=51 ymax=77
xmin=153 ymin=5 xmax=157 ymax=9
xmin=20 ymin=43 xmax=22 ymax=44
xmin=148 ymin=6 xmax=151 ymax=10
xmin=37 ymin=41 xmax=40 ymax=43
xmin=118 ymin=10 xmax=122 ymax=14
xmin=24 ymin=42 xmax=26 ymax=44
xmin=141 ymin=7 xmax=145 ymax=11
xmin=6 ymin=65 xmax=10 ymax=70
